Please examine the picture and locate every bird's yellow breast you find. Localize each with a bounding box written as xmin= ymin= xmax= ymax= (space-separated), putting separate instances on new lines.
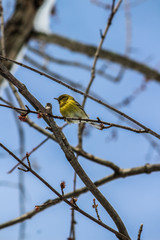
xmin=60 ymin=99 xmax=88 ymax=119
xmin=60 ymin=99 xmax=74 ymax=117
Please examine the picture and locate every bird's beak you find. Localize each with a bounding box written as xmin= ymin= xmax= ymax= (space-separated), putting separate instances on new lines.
xmin=54 ymin=97 xmax=58 ymax=101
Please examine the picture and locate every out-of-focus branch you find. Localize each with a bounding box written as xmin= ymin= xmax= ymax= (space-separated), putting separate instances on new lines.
xmin=27 ymin=46 xmax=115 ymax=81
xmin=0 ymin=0 xmax=45 ymax=85
xmin=32 ymin=32 xmax=160 ymax=82
xmin=3 ymin=90 xmax=26 ymax=240
xmin=0 ymin=0 xmax=5 ymax=57
xmin=91 ymin=0 xmax=112 ymax=9
xmin=24 ymin=55 xmax=83 ymax=89
xmin=0 ymin=2 xmax=26 ymax=239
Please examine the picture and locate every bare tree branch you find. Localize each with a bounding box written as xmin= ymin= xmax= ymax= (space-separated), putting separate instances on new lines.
xmin=32 ymin=32 xmax=160 ymax=82
xmin=0 ymin=0 xmax=45 ymax=85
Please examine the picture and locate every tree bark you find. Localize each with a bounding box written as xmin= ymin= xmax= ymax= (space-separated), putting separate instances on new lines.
xmin=0 ymin=0 xmax=44 ymax=84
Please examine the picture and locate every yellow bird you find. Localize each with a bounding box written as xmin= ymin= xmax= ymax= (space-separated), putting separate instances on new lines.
xmin=54 ymin=94 xmax=101 ymax=129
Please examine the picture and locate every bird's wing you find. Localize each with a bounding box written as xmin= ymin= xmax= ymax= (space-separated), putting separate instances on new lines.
xmin=75 ymin=100 xmax=89 ymax=118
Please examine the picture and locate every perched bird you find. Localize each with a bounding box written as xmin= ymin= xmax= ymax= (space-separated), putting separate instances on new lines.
xmin=54 ymin=94 xmax=101 ymax=129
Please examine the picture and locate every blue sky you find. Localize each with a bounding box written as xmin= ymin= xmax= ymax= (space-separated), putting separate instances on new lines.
xmin=1 ymin=0 xmax=160 ymax=239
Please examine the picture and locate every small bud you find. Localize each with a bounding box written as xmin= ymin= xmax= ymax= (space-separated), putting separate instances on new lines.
xmin=92 ymin=198 xmax=98 ymax=208
xmin=37 ymin=113 xmax=43 ymax=119
xmin=60 ymin=181 xmax=66 ymax=189
xmin=18 ymin=115 xmax=27 ymax=122
xmin=70 ymin=197 xmax=77 ymax=204
xmin=35 ymin=205 xmax=40 ymax=211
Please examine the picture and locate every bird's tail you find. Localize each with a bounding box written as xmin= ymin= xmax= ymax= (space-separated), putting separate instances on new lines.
xmin=88 ymin=121 xmax=102 ymax=130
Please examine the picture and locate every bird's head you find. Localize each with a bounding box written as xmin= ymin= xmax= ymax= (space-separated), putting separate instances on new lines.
xmin=54 ymin=94 xmax=73 ymax=105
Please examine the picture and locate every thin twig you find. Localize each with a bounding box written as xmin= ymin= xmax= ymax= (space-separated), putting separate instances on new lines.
xmin=4 ymin=89 xmax=26 ymax=240
xmin=82 ymin=0 xmax=120 ymax=107
xmin=137 ymin=224 xmax=143 ymax=240
xmin=93 ymin=198 xmax=101 ymax=222
xmin=113 ymin=81 xmax=146 ymax=108
xmin=24 ymin=55 xmax=83 ymax=89
xmin=69 ymin=170 xmax=77 ymax=239
xmin=60 ymin=181 xmax=65 ymax=196
xmin=8 ymin=137 xmax=49 ymax=173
